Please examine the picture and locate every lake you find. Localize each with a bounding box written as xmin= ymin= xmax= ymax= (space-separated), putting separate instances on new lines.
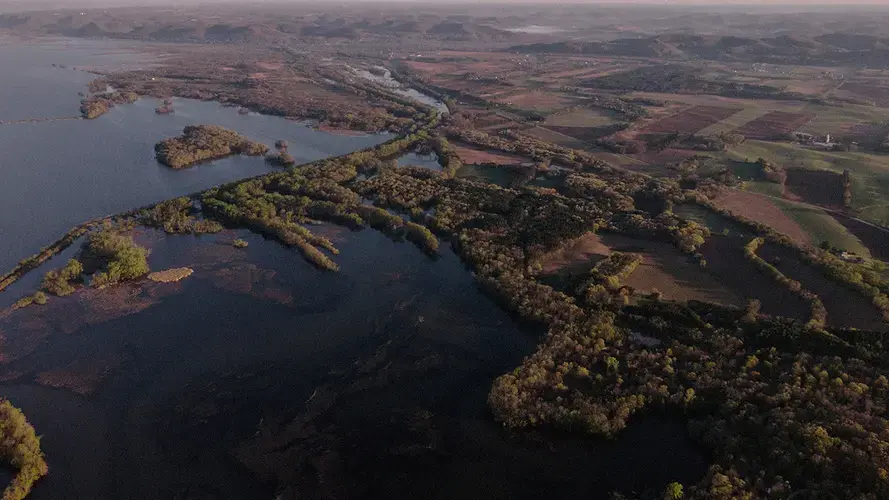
xmin=0 ymin=227 xmax=708 ymax=499
xmin=0 ymin=37 xmax=708 ymax=499
xmin=0 ymin=39 xmax=389 ymax=272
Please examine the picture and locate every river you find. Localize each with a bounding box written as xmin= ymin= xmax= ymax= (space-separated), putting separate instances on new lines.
xmin=0 ymin=38 xmax=389 ymax=272
xmin=0 ymin=37 xmax=707 ymax=499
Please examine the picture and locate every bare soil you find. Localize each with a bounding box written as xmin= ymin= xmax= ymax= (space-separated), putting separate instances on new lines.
xmin=712 ymin=189 xmax=810 ymax=246
xmin=758 ymin=242 xmax=888 ymax=330
xmin=783 ymin=169 xmax=845 ymax=208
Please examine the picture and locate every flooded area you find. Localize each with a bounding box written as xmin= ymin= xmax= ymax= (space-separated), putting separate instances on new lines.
xmin=0 ymin=36 xmax=154 ymax=121
xmin=351 ymin=66 xmax=450 ymax=114
xmin=397 ymin=152 xmax=442 ymax=170
xmin=0 ymin=228 xmax=707 ymax=499
xmin=0 ymin=37 xmax=709 ymax=500
xmin=0 ymin=55 xmax=388 ymax=272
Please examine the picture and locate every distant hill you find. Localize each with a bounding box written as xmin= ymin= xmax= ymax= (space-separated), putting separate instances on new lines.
xmin=508 ymin=33 xmax=889 ymax=67
xmin=0 ymin=10 xmax=517 ymax=44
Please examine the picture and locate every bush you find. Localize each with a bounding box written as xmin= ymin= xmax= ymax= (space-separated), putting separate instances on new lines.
xmin=0 ymin=399 xmax=49 ymax=500
xmin=86 ymin=229 xmax=150 ymax=288
xmin=41 ymin=259 xmax=83 ymax=296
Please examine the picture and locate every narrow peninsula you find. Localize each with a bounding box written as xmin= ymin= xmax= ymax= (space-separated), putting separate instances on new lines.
xmin=155 ymin=125 xmax=269 ymax=169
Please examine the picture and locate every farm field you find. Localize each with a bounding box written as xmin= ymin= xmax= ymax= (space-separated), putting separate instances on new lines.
xmin=710 ymin=190 xmax=810 ymax=246
xmin=598 ymin=234 xmax=745 ymax=307
xmin=638 ymin=105 xmax=741 ymax=134
xmin=545 ymin=107 xmax=622 ymax=128
xmin=697 ymin=235 xmax=812 ymax=321
xmin=452 ymin=143 xmax=530 ymax=165
xmin=737 ymin=111 xmax=816 ymax=140
xmin=833 ymin=214 xmax=889 ymax=261
xmin=521 ymin=126 xmax=590 ymax=149
xmin=697 ymin=107 xmax=771 ymax=135
xmin=721 ymin=140 xmax=889 ymax=225
xmin=543 ymin=108 xmax=626 ymax=143
xmin=757 ymin=242 xmax=887 ymax=330
xmin=769 ymin=198 xmax=872 ymax=257
xmin=783 ymin=169 xmax=845 ymax=207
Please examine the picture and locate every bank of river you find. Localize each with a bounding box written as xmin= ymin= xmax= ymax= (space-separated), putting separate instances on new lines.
xmin=0 ymin=96 xmax=388 ymax=272
xmin=0 ymin=226 xmax=707 ymax=499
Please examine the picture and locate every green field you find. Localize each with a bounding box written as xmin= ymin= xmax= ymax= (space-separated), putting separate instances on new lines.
xmin=723 ymin=140 xmax=889 ymax=225
xmin=545 ymin=108 xmax=621 ymax=128
xmin=698 ymin=107 xmax=769 ymax=136
xmin=798 ymin=102 xmax=889 ymax=137
xmin=768 ymin=198 xmax=872 ymax=257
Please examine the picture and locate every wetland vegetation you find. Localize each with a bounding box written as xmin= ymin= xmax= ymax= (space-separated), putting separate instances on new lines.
xmin=8 ymin=3 xmax=889 ymax=500
xmin=155 ymin=125 xmax=269 ymax=169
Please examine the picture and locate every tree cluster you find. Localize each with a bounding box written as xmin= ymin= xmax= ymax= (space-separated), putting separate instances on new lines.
xmin=155 ymin=125 xmax=269 ymax=169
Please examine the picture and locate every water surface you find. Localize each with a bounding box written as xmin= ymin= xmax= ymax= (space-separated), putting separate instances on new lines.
xmin=0 ymin=96 xmax=387 ymax=272
xmin=0 ymin=228 xmax=708 ymax=499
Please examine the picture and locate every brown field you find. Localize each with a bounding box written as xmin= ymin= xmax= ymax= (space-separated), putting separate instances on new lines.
xmin=599 ymin=234 xmax=745 ymax=306
xmin=521 ymin=126 xmax=590 ymax=149
xmin=698 ymin=235 xmax=812 ymax=322
xmin=406 ymin=60 xmax=462 ymax=75
xmin=712 ymin=190 xmax=810 ymax=246
xmin=638 ymin=105 xmax=742 ymax=135
xmin=537 ymin=232 xmax=745 ymax=306
xmin=493 ymin=90 xmax=578 ymax=111
xmin=757 ymin=242 xmax=888 ymax=330
xmin=783 ymin=169 xmax=845 ymax=207
xmin=453 ymin=143 xmax=529 ymax=165
xmin=537 ymin=232 xmax=611 ymax=275
xmin=547 ymin=125 xmax=626 ymax=143
xmin=631 ymin=148 xmax=692 ymax=167
xmin=841 ymin=82 xmax=889 ymax=106
xmin=832 ymin=214 xmax=889 ymax=261
xmin=737 ymin=111 xmax=816 ymax=140
xmin=256 ymin=61 xmax=284 ymax=71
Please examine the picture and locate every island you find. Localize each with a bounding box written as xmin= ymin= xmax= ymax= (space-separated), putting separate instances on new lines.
xmin=155 ymin=125 xmax=269 ymax=169
xmin=79 ymin=91 xmax=139 ymax=119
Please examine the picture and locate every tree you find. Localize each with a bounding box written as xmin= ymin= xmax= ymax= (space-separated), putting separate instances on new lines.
xmin=663 ymin=482 xmax=684 ymax=500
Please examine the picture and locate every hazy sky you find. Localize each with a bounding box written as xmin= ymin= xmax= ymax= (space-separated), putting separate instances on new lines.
xmin=2 ymin=0 xmax=889 ymax=7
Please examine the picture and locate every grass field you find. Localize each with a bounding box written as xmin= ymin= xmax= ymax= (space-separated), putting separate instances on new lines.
xmin=545 ymin=108 xmax=621 ymax=128
xmin=698 ymin=107 xmax=770 ymax=136
xmin=769 ymin=198 xmax=872 ymax=257
xmin=722 ymin=140 xmax=889 ymax=225
xmin=521 ymin=126 xmax=589 ymax=149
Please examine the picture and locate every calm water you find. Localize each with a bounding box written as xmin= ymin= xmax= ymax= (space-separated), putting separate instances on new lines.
xmin=352 ymin=67 xmax=450 ymax=114
xmin=397 ymin=151 xmax=442 ymax=170
xmin=0 ymin=89 xmax=388 ymax=272
xmin=0 ymin=228 xmax=707 ymax=499
xmin=0 ymin=38 xmax=707 ymax=499
xmin=0 ymin=36 xmax=154 ymax=121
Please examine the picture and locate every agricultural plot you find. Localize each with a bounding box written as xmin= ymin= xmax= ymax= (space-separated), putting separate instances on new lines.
xmin=796 ymin=102 xmax=889 ymax=140
xmin=598 ymin=234 xmax=745 ymax=307
xmin=841 ymin=82 xmax=889 ymax=107
xmin=546 ymin=108 xmax=622 ymax=128
xmin=536 ymin=232 xmax=744 ymax=306
xmin=737 ymin=111 xmax=816 ymax=140
xmin=769 ymin=198 xmax=872 ymax=257
xmin=783 ymin=169 xmax=845 ymax=207
xmin=757 ymin=242 xmax=887 ymax=330
xmin=723 ymin=140 xmax=889 ymax=226
xmin=697 ymin=107 xmax=770 ymax=136
xmin=452 ymin=143 xmax=530 ymax=165
xmin=711 ymin=190 xmax=810 ymax=246
xmin=832 ymin=214 xmax=889 ymax=261
xmin=521 ymin=126 xmax=589 ymax=149
xmin=543 ymin=108 xmax=626 ymax=143
xmin=697 ymin=235 xmax=812 ymax=322
xmin=639 ymin=106 xmax=742 ymax=135
xmin=493 ymin=90 xmax=579 ymax=112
